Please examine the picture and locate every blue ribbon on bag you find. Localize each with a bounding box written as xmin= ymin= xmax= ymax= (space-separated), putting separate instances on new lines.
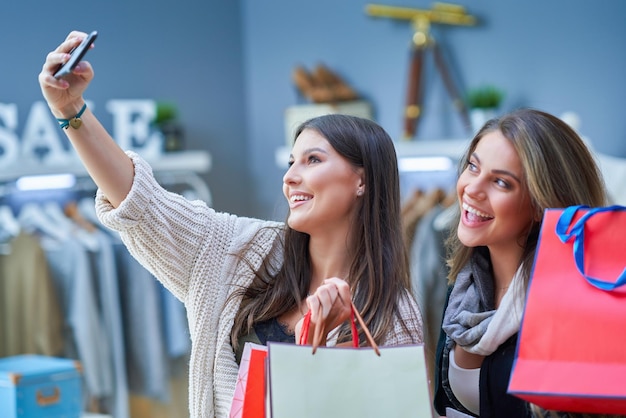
xmin=555 ymin=205 xmax=626 ymax=291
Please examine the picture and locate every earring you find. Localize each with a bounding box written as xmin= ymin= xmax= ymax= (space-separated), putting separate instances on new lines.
xmin=357 ymin=189 xmax=363 ymax=196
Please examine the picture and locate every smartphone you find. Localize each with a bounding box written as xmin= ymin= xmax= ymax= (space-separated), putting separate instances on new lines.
xmin=54 ymin=31 xmax=98 ymax=79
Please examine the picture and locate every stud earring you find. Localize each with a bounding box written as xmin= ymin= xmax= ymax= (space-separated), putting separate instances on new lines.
xmin=357 ymin=189 xmax=363 ymax=196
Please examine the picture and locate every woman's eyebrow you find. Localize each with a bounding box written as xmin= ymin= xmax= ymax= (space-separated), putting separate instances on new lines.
xmin=302 ymin=147 xmax=328 ymax=155
xmin=290 ymin=147 xmax=329 ymax=159
xmin=492 ymin=169 xmax=522 ymax=184
xmin=472 ymin=152 xmax=522 ymax=183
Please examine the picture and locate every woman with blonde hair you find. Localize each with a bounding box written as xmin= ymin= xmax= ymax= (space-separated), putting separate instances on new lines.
xmin=433 ymin=108 xmax=607 ymax=417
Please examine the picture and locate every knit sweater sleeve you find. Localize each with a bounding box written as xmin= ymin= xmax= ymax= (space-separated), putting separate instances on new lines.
xmin=94 ymin=151 xmax=280 ymax=302
xmin=382 ymin=290 xmax=425 ymax=346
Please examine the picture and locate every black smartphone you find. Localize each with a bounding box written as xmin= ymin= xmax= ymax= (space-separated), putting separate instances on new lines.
xmin=54 ymin=31 xmax=98 ymax=79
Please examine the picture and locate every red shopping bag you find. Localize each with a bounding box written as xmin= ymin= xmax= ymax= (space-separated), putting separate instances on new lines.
xmin=230 ymin=342 xmax=268 ymax=418
xmin=508 ymin=205 xmax=626 ymax=414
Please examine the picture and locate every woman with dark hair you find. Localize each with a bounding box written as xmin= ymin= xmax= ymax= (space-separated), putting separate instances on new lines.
xmin=433 ymin=108 xmax=608 ymax=417
xmin=39 ymin=31 xmax=424 ymax=418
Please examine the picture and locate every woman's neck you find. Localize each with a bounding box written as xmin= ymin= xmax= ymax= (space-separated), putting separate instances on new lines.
xmin=307 ymin=234 xmax=353 ymax=290
xmin=488 ymin=245 xmax=523 ymax=289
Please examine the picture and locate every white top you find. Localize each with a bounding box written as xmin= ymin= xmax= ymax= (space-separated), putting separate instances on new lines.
xmin=448 ymin=348 xmax=480 ymax=416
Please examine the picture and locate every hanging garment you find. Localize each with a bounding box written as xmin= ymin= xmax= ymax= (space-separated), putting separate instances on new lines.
xmin=43 ymin=235 xmax=114 ymax=406
xmin=0 ymin=231 xmax=64 ymax=357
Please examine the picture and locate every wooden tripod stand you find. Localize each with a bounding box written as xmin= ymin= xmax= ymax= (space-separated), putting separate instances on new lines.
xmin=367 ymin=3 xmax=477 ymax=139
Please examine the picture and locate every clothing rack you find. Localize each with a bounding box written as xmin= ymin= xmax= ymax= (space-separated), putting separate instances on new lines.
xmin=0 ymin=150 xmax=212 ymax=204
xmin=0 ymin=150 xmax=211 ymax=418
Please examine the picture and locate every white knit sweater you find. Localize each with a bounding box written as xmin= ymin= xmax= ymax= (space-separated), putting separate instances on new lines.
xmin=96 ymin=152 xmax=424 ymax=418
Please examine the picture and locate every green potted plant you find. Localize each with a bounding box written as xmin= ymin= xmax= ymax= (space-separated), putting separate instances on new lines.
xmin=153 ymin=101 xmax=185 ymax=152
xmin=466 ymin=85 xmax=505 ymax=132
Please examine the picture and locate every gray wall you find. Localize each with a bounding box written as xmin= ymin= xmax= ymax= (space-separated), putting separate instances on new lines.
xmin=2 ymin=0 xmax=250 ymax=215
xmin=2 ymin=0 xmax=625 ymax=220
xmin=243 ymin=0 xmax=626 ymax=220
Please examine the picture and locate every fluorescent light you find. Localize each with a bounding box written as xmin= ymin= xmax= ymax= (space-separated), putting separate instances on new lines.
xmin=16 ymin=174 xmax=77 ymax=191
xmin=398 ymin=156 xmax=454 ymax=172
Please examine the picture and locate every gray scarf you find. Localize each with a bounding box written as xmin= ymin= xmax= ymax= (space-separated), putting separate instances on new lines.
xmin=442 ymin=248 xmax=524 ymax=356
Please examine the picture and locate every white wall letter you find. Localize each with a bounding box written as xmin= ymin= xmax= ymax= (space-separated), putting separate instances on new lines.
xmin=0 ymin=103 xmax=19 ymax=166
xmin=106 ymin=99 xmax=162 ymax=158
xmin=20 ymin=101 xmax=71 ymax=165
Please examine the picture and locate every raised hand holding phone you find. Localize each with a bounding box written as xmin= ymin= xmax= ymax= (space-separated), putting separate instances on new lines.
xmin=54 ymin=30 xmax=98 ymax=79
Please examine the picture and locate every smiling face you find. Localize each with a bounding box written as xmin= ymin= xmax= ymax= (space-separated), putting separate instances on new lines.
xmin=456 ymin=130 xmax=535 ymax=260
xmin=283 ymin=128 xmax=364 ymax=236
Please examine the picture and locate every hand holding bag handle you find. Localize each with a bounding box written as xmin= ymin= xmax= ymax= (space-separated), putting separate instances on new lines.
xmin=270 ymin=301 xmax=431 ymax=417
xmin=299 ymin=301 xmax=381 ymax=356
xmin=555 ymin=204 xmax=626 ymax=291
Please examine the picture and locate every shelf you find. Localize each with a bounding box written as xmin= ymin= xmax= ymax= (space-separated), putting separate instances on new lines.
xmin=0 ymin=150 xmax=211 ymax=182
xmin=275 ymin=138 xmax=469 ymax=169
xmin=393 ymin=138 xmax=469 ymax=160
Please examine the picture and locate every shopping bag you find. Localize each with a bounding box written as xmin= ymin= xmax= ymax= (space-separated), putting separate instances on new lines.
xmin=266 ymin=302 xmax=432 ymax=418
xmin=508 ymin=205 xmax=626 ymax=414
xmin=446 ymin=407 xmax=474 ymax=418
xmin=229 ymin=342 xmax=268 ymax=418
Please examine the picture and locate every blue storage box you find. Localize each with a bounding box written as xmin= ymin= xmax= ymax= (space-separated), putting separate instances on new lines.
xmin=0 ymin=355 xmax=82 ymax=418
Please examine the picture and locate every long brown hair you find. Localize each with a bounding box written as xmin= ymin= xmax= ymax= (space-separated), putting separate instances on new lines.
xmin=231 ymin=114 xmax=417 ymax=348
xmin=446 ymin=108 xmax=607 ymax=286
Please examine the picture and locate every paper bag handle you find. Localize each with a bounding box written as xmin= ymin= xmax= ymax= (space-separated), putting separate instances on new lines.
xmin=299 ymin=301 xmax=380 ymax=356
xmin=555 ymin=204 xmax=626 ymax=291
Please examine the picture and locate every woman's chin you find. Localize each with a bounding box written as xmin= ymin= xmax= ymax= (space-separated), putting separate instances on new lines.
xmin=286 ymin=217 xmax=304 ymax=232
xmin=457 ymin=228 xmax=482 ymax=248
